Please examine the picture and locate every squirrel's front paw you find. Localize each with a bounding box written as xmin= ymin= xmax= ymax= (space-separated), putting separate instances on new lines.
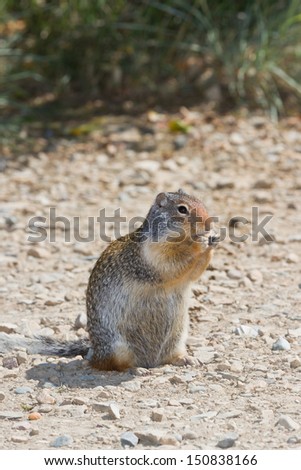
xmin=170 ymin=355 xmax=202 ymax=367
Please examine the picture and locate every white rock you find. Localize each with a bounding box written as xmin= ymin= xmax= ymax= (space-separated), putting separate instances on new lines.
xmin=234 ymin=325 xmax=259 ymax=337
xmin=272 ymin=337 xmax=291 ymax=351
xmin=108 ymin=403 xmax=120 ymax=420
xmin=277 ymin=415 xmax=300 ymax=431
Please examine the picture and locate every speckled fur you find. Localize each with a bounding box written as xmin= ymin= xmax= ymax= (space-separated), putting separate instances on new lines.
xmin=86 ymin=189 xmax=216 ymax=370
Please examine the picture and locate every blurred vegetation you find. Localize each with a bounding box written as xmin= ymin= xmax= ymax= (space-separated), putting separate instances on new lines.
xmin=1 ymin=0 xmax=301 ymax=118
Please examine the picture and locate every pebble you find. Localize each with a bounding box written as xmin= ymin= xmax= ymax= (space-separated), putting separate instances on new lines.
xmin=227 ymin=269 xmax=242 ymax=280
xmin=287 ymin=436 xmax=301 ymax=444
xmin=2 ymin=356 xmax=19 ymax=369
xmin=36 ymin=391 xmax=56 ymax=404
xmin=38 ymin=405 xmax=53 ymax=414
xmin=247 ymin=270 xmax=263 ymax=283
xmin=290 ymin=358 xmax=301 ymax=369
xmin=74 ymin=312 xmax=87 ymax=329
xmin=108 ymin=403 xmax=120 ymax=420
xmin=45 ymin=298 xmax=64 ymax=306
xmin=28 ymin=412 xmax=42 ymax=421
xmin=229 ymin=132 xmax=244 ymax=145
xmin=173 ymin=135 xmax=188 ymax=150
xmin=234 ymin=325 xmax=259 ymax=337
xmin=50 ymin=434 xmax=74 ymax=448
xmin=0 ymin=391 xmax=5 ymax=401
xmin=121 ymin=381 xmax=141 ymax=392
xmin=277 ymin=415 xmax=300 ymax=431
xmin=191 ymin=411 xmax=218 ymax=421
xmin=0 ymin=411 xmax=23 ymax=420
xmin=138 ymin=399 xmax=159 ymax=409
xmin=0 ymin=323 xmax=18 ymax=334
xmin=27 ymin=247 xmax=50 ymax=259
xmin=217 ymin=433 xmax=238 ymax=449
xmin=135 ymin=430 xmax=163 ymax=446
xmin=160 ymin=435 xmax=180 ymax=446
xmin=12 ymin=421 xmax=31 ymax=430
xmin=286 ymin=253 xmax=299 ymax=264
xmin=151 ymin=410 xmax=164 ymax=422
xmin=16 ymin=351 xmax=28 ymax=365
xmin=272 ymin=337 xmax=291 ymax=351
xmin=183 ymin=431 xmax=197 ymax=440
xmin=134 ymin=160 xmax=160 ymax=174
xmin=120 ymin=431 xmax=139 ymax=448
xmin=92 ymin=401 xmax=112 ymax=412
xmin=15 ymin=386 xmax=33 ymax=395
xmin=11 ymin=435 xmax=29 ymax=444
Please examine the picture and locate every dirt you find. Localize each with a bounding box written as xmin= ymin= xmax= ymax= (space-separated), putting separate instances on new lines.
xmin=0 ymin=107 xmax=301 ymax=450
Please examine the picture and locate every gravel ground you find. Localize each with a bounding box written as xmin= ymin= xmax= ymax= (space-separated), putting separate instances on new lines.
xmin=0 ymin=108 xmax=301 ymax=449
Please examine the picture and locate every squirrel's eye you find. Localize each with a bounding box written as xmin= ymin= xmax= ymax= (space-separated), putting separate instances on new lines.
xmin=177 ymin=205 xmax=189 ymax=215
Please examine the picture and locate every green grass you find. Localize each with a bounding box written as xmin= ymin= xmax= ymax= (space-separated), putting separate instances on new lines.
xmin=1 ymin=0 xmax=301 ymax=116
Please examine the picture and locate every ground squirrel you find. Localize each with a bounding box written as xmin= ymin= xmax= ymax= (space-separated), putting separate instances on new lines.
xmin=0 ymin=189 xmax=219 ymax=370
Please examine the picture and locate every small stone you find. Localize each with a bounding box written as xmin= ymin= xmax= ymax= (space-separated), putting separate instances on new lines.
xmin=28 ymin=412 xmax=42 ymax=421
xmin=173 ymin=135 xmax=188 ymax=150
xmin=234 ymin=325 xmax=259 ymax=337
xmin=108 ymin=403 xmax=120 ymax=420
xmin=169 ymin=375 xmax=186 ymax=384
xmin=247 ymin=270 xmax=263 ymax=283
xmin=138 ymin=399 xmax=159 ymax=409
xmin=30 ymin=428 xmax=39 ymax=436
xmin=38 ymin=405 xmax=53 ymax=413
xmin=168 ymin=399 xmax=180 ymax=407
xmin=13 ymin=421 xmax=31 ymax=430
xmin=277 ymin=415 xmax=300 ymax=431
xmin=0 ymin=323 xmax=18 ymax=334
xmin=16 ymin=351 xmax=28 ymax=365
xmin=286 ymin=253 xmax=299 ymax=264
xmin=287 ymin=436 xmax=301 ymax=444
xmin=45 ymin=298 xmax=64 ymax=306
xmin=121 ymin=381 xmax=141 ymax=392
xmin=11 ymin=436 xmax=29 ymax=444
xmin=227 ymin=269 xmax=242 ymax=280
xmin=15 ymin=386 xmax=33 ymax=395
xmin=120 ymin=431 xmax=139 ymax=448
xmin=151 ymin=410 xmax=164 ymax=422
xmin=36 ymin=390 xmax=56 ymax=404
xmin=74 ymin=312 xmax=87 ymax=330
xmin=28 ymin=247 xmax=50 ymax=259
xmin=183 ymin=431 xmax=197 ymax=440
xmin=272 ymin=337 xmax=291 ymax=351
xmin=191 ymin=411 xmax=218 ymax=421
xmin=0 ymin=391 xmax=5 ymax=401
xmin=72 ymin=397 xmax=89 ymax=405
xmin=50 ymin=435 xmax=74 ymax=448
xmin=135 ymin=160 xmax=160 ymax=175
xmin=160 ymin=435 xmax=180 ymax=446
xmin=92 ymin=402 xmax=111 ymax=412
xmin=0 ymin=411 xmax=23 ymax=420
xmin=229 ymin=132 xmax=244 ymax=145
xmin=135 ymin=430 xmax=163 ymax=446
xmin=253 ymin=191 xmax=273 ymax=203
xmin=253 ymin=179 xmax=273 ymax=189
xmin=290 ymin=358 xmax=301 ymax=369
xmin=2 ymin=356 xmax=19 ymax=369
xmin=217 ymin=433 xmax=238 ymax=449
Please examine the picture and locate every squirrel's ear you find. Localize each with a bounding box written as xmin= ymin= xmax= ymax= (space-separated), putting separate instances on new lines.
xmin=156 ymin=192 xmax=168 ymax=207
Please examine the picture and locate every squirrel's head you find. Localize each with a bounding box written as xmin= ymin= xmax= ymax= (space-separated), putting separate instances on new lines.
xmin=144 ymin=189 xmax=214 ymax=246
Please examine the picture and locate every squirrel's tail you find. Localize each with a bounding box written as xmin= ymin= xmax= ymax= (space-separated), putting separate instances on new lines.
xmin=0 ymin=332 xmax=90 ymax=358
